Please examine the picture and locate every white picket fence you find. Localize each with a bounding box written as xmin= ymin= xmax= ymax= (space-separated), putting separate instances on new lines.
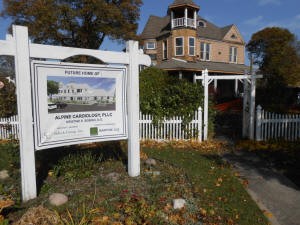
xmin=0 ymin=115 xmax=19 ymax=139
xmin=256 ymin=105 xmax=300 ymax=141
xmin=0 ymin=108 xmax=203 ymax=141
xmin=139 ymin=107 xmax=203 ymax=141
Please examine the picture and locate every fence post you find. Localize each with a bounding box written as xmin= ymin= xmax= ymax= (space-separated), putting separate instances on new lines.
xmin=197 ymin=107 xmax=202 ymax=141
xmin=203 ymin=69 xmax=209 ymax=141
xmin=13 ymin=25 xmax=37 ymax=201
xmin=249 ymin=74 xmax=256 ymax=140
xmin=256 ymin=105 xmax=262 ymax=141
xmin=126 ymin=41 xmax=140 ymax=177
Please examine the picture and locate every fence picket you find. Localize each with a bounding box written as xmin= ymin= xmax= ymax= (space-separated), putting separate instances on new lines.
xmin=134 ymin=108 xmax=203 ymax=141
xmin=255 ymin=106 xmax=300 ymax=141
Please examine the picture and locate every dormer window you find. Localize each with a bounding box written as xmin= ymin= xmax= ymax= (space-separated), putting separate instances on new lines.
xmin=146 ymin=41 xmax=156 ymax=49
xmin=198 ymin=20 xmax=206 ymax=27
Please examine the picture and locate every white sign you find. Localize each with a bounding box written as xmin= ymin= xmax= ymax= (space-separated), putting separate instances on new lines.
xmin=32 ymin=61 xmax=127 ymax=150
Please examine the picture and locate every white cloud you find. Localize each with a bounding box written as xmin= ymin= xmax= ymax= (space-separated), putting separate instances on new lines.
xmin=258 ymin=0 xmax=281 ymax=6
xmin=243 ymin=16 xmax=264 ymax=26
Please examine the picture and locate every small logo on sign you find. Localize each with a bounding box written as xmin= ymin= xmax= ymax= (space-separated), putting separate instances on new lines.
xmin=90 ymin=127 xmax=98 ymax=136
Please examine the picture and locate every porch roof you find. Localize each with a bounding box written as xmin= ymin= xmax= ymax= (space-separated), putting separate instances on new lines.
xmin=155 ymin=59 xmax=249 ymax=74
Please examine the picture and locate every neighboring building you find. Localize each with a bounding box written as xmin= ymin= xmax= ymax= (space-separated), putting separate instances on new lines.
xmin=140 ymin=0 xmax=248 ymax=81
xmin=51 ymin=82 xmax=116 ymax=105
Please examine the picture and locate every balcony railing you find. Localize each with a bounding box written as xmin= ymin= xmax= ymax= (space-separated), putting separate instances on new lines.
xmin=172 ymin=18 xmax=196 ymax=28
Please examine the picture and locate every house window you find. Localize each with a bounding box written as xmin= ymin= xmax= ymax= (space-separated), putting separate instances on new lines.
xmin=200 ymin=42 xmax=211 ymax=61
xmin=146 ymin=41 xmax=156 ymax=49
xmin=175 ymin=37 xmax=184 ymax=56
xmin=198 ymin=21 xmax=206 ymax=27
xmin=231 ymin=34 xmax=237 ymax=39
xmin=77 ymin=89 xmax=82 ymax=93
xmin=163 ymin=40 xmax=168 ymax=59
xmin=229 ymin=46 xmax=237 ymax=63
xmin=189 ymin=37 xmax=195 ymax=56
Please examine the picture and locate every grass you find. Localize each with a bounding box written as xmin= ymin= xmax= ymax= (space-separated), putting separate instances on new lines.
xmin=0 ymin=140 xmax=270 ymax=224
xmin=144 ymin=146 xmax=269 ymax=225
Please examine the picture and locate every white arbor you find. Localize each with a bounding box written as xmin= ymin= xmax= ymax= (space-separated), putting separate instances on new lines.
xmin=194 ymin=69 xmax=262 ymax=140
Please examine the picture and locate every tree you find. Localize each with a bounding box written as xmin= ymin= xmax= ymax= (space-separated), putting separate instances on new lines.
xmin=47 ymin=80 xmax=59 ymax=101
xmin=0 ymin=56 xmax=15 ymax=78
xmin=1 ymin=0 xmax=142 ymax=49
xmin=247 ymin=27 xmax=300 ymax=109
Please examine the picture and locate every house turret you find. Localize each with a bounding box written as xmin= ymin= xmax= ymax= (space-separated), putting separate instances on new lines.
xmin=168 ymin=0 xmax=200 ymax=29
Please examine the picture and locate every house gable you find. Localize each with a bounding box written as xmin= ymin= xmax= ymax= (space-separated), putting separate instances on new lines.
xmin=222 ymin=25 xmax=244 ymax=44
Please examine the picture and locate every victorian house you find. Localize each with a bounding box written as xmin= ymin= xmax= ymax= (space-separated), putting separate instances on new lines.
xmin=140 ymin=0 xmax=248 ymax=85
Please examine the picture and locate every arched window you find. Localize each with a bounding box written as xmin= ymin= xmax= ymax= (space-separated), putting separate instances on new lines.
xmin=198 ymin=20 xmax=206 ymax=27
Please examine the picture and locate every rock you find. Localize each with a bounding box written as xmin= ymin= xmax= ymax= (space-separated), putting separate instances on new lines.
xmin=49 ymin=193 xmax=68 ymax=206
xmin=173 ymin=198 xmax=186 ymax=209
xmin=106 ymin=172 xmax=120 ymax=182
xmin=0 ymin=170 xmax=9 ymax=180
xmin=145 ymin=171 xmax=160 ymax=176
xmin=145 ymin=158 xmax=157 ymax=166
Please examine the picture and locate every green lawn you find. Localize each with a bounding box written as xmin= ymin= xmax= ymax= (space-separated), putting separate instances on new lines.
xmin=0 ymin=141 xmax=269 ymax=225
xmin=144 ymin=147 xmax=269 ymax=225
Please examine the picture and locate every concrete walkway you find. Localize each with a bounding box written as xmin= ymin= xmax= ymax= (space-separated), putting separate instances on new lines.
xmin=222 ymin=150 xmax=300 ymax=225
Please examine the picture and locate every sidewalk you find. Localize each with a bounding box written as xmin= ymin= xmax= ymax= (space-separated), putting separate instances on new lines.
xmin=222 ymin=150 xmax=300 ymax=225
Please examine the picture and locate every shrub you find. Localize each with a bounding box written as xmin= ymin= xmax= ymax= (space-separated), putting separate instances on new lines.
xmin=0 ymin=78 xmax=17 ymax=117
xmin=53 ymin=151 xmax=103 ymax=182
xmin=140 ymin=67 xmax=203 ymax=125
xmin=140 ymin=67 xmax=216 ymax=137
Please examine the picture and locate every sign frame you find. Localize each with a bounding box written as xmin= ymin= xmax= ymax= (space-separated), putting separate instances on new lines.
xmin=31 ymin=61 xmax=128 ymax=150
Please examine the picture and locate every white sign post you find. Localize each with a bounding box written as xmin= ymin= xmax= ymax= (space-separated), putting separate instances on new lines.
xmin=0 ymin=25 xmax=150 ymax=201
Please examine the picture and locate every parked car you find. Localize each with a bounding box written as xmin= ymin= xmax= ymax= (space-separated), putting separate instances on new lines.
xmin=48 ymin=103 xmax=57 ymax=110
xmin=55 ymin=102 xmax=67 ymax=109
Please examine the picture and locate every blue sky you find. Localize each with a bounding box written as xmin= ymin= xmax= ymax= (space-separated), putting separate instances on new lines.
xmin=1 ymin=0 xmax=300 ymax=59
xmin=48 ymin=76 xmax=115 ymax=91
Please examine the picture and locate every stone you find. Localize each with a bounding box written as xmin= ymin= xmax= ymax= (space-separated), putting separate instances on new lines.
xmin=173 ymin=198 xmax=186 ymax=209
xmin=0 ymin=170 xmax=9 ymax=180
xmin=49 ymin=193 xmax=68 ymax=206
xmin=145 ymin=171 xmax=161 ymax=176
xmin=106 ymin=172 xmax=120 ymax=182
xmin=145 ymin=158 xmax=157 ymax=166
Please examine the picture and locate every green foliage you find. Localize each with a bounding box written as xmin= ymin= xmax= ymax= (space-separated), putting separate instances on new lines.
xmin=53 ymin=151 xmax=103 ymax=182
xmin=0 ymin=78 xmax=17 ymax=117
xmin=140 ymin=67 xmax=203 ymax=125
xmin=47 ymin=80 xmax=59 ymax=96
xmin=1 ymin=0 xmax=142 ymax=49
xmin=247 ymin=27 xmax=300 ymax=109
xmin=0 ymin=141 xmax=19 ymax=171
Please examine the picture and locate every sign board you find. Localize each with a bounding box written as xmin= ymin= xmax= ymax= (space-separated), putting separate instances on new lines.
xmin=31 ymin=61 xmax=127 ymax=150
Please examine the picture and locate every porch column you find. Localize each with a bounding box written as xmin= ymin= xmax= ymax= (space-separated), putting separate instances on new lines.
xmin=235 ymin=79 xmax=238 ymax=96
xmin=171 ymin=11 xmax=174 ymax=29
xmin=214 ymin=79 xmax=217 ymax=92
xmin=184 ymin=8 xmax=188 ymax=27
xmin=194 ymin=10 xmax=197 ymax=28
xmin=179 ymin=71 xmax=183 ymax=79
